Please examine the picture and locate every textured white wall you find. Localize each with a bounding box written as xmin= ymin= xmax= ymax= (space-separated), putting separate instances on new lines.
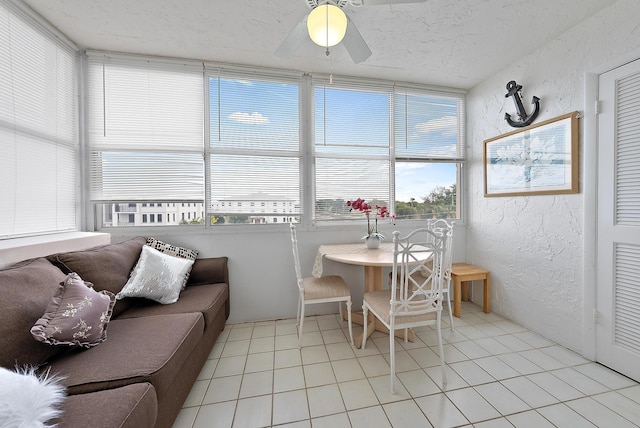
xmin=466 ymin=0 xmax=640 ymax=354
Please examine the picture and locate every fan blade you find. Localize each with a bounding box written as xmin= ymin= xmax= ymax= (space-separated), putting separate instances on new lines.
xmin=350 ymin=0 xmax=426 ymax=5
xmin=342 ymin=18 xmax=372 ymax=63
xmin=275 ymin=17 xmax=308 ymax=58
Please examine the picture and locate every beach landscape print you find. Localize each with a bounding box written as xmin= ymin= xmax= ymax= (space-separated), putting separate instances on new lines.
xmin=483 ymin=111 xmax=579 ymax=197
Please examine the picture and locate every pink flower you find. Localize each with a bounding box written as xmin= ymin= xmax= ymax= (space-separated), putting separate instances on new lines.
xmin=346 ymin=198 xmax=392 ymax=237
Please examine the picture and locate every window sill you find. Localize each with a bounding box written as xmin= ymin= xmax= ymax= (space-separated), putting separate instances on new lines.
xmin=0 ymin=232 xmax=111 ymax=269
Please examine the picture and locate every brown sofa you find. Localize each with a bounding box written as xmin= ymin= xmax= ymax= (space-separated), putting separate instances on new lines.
xmin=0 ymin=237 xmax=230 ymax=428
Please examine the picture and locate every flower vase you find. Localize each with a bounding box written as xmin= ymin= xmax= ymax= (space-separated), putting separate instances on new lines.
xmin=365 ymin=235 xmax=381 ymax=249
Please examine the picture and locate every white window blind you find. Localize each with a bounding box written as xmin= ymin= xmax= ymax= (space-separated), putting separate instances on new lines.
xmin=0 ymin=0 xmax=77 ymax=238
xmin=393 ymin=86 xmax=465 ymax=161
xmin=313 ymin=77 xmax=392 ymax=222
xmin=87 ymin=53 xmax=204 ymax=201
xmin=207 ymin=68 xmax=301 ymax=217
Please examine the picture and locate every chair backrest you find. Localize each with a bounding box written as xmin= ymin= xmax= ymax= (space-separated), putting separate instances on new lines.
xmin=289 ymin=224 xmax=304 ymax=291
xmin=427 ymin=219 xmax=454 ymax=281
xmin=390 ymin=228 xmax=447 ymax=319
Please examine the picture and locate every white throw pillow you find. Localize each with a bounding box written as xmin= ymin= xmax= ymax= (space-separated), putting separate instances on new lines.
xmin=116 ymin=245 xmax=194 ymax=304
xmin=0 ymin=366 xmax=65 ymax=428
xmin=145 ymin=238 xmax=198 ymax=289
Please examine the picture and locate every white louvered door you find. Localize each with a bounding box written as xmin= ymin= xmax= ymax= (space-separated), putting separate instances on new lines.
xmin=597 ymin=58 xmax=640 ymax=382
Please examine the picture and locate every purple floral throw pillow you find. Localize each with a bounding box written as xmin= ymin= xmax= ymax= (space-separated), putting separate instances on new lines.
xmin=31 ymin=272 xmax=116 ymax=348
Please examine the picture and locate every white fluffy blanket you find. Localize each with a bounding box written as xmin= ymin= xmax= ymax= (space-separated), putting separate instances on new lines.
xmin=0 ymin=366 xmax=65 ymax=428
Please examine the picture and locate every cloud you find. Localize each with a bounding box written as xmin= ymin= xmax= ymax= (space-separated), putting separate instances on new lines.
xmin=415 ymin=115 xmax=457 ymax=135
xmin=228 ymin=112 xmax=270 ymax=124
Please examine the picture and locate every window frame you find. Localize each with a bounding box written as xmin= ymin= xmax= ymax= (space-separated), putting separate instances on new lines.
xmin=88 ymin=59 xmax=466 ymax=232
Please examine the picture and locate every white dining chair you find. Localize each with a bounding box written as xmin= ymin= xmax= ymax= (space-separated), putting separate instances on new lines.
xmin=290 ymin=224 xmax=354 ymax=347
xmin=427 ymin=219 xmax=455 ymax=330
xmin=362 ymin=228 xmax=448 ymax=393
xmin=394 ymin=220 xmax=455 ymax=331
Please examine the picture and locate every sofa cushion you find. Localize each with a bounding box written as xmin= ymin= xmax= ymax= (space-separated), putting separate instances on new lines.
xmin=116 ymin=245 xmax=194 ymax=305
xmin=119 ymin=282 xmax=229 ymax=331
xmin=56 ymin=383 xmax=157 ymax=428
xmin=47 ymin=312 xmax=204 ymax=400
xmin=49 ymin=237 xmax=146 ymax=317
xmin=31 ymin=272 xmax=116 ymax=348
xmin=0 ymin=258 xmax=68 ymax=368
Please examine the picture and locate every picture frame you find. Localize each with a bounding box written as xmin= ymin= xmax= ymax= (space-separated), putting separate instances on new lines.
xmin=483 ymin=111 xmax=579 ymax=197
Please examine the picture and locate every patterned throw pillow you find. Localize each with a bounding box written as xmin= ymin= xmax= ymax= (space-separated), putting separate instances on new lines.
xmin=145 ymin=237 xmax=198 ymax=289
xmin=116 ymin=245 xmax=195 ymax=305
xmin=31 ymin=273 xmax=116 ymax=348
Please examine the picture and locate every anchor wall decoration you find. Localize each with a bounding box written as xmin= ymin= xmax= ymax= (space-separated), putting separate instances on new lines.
xmin=504 ymin=80 xmax=540 ymax=128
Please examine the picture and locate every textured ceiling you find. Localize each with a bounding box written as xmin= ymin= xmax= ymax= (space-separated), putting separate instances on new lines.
xmin=22 ymin=0 xmax=613 ymax=89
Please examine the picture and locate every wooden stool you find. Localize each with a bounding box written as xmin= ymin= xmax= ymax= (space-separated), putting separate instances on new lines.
xmin=450 ymin=263 xmax=490 ymax=317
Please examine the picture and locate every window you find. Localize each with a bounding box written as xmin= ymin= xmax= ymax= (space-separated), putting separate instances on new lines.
xmin=150 ymin=214 xmax=155 ymax=223
xmin=313 ymin=79 xmax=390 ymax=223
xmin=0 ymin=0 xmax=77 ymax=238
xmin=313 ymin=77 xmax=464 ymax=222
xmin=393 ymin=87 xmax=464 ymax=220
xmin=142 ymin=214 xmax=147 ymax=223
xmin=207 ymin=69 xmax=301 ymax=225
xmin=86 ymin=54 xmax=464 ymax=229
xmin=86 ymin=53 xmax=204 ymax=228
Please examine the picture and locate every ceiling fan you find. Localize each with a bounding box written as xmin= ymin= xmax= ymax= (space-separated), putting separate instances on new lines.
xmin=275 ymin=0 xmax=427 ymax=64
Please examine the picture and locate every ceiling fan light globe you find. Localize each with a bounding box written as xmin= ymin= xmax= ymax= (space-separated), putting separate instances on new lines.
xmin=307 ymin=4 xmax=348 ymax=47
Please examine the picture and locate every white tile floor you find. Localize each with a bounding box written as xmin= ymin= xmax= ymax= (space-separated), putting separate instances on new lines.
xmin=172 ymin=302 xmax=640 ymax=428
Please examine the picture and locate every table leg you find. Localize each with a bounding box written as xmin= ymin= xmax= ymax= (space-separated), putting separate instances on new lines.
xmin=364 ymin=265 xmax=382 ymax=292
xmin=483 ymin=273 xmax=491 ymax=313
xmin=453 ymin=278 xmax=462 ymax=318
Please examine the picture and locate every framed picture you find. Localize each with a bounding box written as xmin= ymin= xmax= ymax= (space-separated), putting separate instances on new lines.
xmin=483 ymin=111 xmax=579 ymax=197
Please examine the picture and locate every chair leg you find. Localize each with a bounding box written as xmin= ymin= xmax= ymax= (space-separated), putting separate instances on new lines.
xmin=346 ymin=299 xmax=353 ymax=346
xmin=298 ymin=302 xmax=305 ymax=348
xmin=390 ymin=323 xmax=396 ymax=394
xmin=362 ymin=304 xmax=369 ymax=349
xmin=445 ymin=281 xmax=454 ymax=331
xmin=437 ymin=314 xmax=447 ymax=387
